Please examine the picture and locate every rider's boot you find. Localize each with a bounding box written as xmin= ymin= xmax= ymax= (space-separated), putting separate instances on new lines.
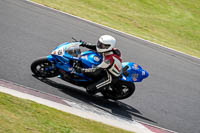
xmin=86 ymin=83 xmax=109 ymax=95
xmin=86 ymin=86 xmax=97 ymax=95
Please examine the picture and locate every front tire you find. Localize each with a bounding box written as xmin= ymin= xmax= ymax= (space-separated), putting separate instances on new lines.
xmin=31 ymin=57 xmax=59 ymax=78
xmin=101 ymin=81 xmax=135 ymax=100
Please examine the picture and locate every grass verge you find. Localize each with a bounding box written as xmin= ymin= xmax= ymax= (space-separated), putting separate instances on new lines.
xmin=32 ymin=0 xmax=200 ymax=58
xmin=0 ymin=92 xmax=132 ymax=133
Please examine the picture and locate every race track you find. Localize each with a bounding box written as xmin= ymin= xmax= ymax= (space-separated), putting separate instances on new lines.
xmin=0 ymin=0 xmax=200 ymax=133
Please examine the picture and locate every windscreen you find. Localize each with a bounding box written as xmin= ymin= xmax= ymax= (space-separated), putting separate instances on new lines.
xmin=65 ymin=46 xmax=81 ymax=57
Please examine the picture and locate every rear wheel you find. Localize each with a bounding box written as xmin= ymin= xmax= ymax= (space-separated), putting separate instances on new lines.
xmin=31 ymin=57 xmax=59 ymax=78
xmin=101 ymin=81 xmax=135 ymax=100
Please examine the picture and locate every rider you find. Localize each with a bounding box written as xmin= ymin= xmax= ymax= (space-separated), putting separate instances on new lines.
xmin=74 ymin=35 xmax=122 ymax=95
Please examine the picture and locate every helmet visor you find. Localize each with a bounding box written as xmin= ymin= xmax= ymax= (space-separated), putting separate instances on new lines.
xmin=97 ymin=41 xmax=110 ymax=49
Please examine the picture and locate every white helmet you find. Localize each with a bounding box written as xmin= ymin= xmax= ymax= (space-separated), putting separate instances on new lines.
xmin=96 ymin=35 xmax=116 ymax=53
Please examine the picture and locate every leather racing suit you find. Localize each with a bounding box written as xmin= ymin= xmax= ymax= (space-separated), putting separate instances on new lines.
xmin=75 ymin=42 xmax=122 ymax=94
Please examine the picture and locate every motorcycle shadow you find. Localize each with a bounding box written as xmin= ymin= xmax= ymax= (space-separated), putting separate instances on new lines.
xmin=33 ymin=75 xmax=156 ymax=124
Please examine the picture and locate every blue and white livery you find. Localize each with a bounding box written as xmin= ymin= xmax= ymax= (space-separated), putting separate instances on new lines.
xmin=31 ymin=40 xmax=149 ymax=100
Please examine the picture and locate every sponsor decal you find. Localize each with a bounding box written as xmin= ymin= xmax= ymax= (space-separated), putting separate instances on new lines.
xmin=133 ymin=64 xmax=138 ymax=69
xmin=93 ymin=56 xmax=100 ymax=62
xmin=142 ymin=71 xmax=146 ymax=76
xmin=82 ymin=55 xmax=88 ymax=60
xmin=132 ymin=78 xmax=137 ymax=82
xmin=58 ymin=49 xmax=62 ymax=55
xmin=52 ymin=51 xmax=56 ymax=55
xmin=132 ymin=73 xmax=138 ymax=81
xmin=68 ymin=68 xmax=73 ymax=71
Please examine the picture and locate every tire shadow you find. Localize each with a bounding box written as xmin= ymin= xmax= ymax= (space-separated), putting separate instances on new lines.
xmin=33 ymin=75 xmax=156 ymax=123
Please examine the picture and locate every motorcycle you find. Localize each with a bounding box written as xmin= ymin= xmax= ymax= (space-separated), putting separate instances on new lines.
xmin=31 ymin=38 xmax=149 ymax=100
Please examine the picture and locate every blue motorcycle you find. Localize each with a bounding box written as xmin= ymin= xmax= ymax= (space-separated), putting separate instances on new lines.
xmin=31 ymin=38 xmax=149 ymax=100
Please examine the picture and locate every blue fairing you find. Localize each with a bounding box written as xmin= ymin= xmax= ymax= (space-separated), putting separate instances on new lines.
xmin=47 ymin=41 xmax=149 ymax=83
xmin=47 ymin=55 xmax=70 ymax=72
xmin=120 ymin=62 xmax=149 ymax=82
xmin=81 ymin=51 xmax=102 ymax=68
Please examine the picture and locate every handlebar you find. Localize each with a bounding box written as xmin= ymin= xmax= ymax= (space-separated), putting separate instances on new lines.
xmin=72 ymin=37 xmax=84 ymax=45
xmin=72 ymin=37 xmax=78 ymax=42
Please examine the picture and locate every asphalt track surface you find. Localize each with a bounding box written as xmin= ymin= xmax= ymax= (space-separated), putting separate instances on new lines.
xmin=0 ymin=0 xmax=200 ymax=133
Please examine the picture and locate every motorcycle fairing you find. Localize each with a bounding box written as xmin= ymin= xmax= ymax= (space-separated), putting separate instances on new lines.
xmin=47 ymin=41 xmax=149 ymax=83
xmin=47 ymin=54 xmax=92 ymax=81
xmin=120 ymin=62 xmax=149 ymax=82
xmin=81 ymin=51 xmax=102 ymax=68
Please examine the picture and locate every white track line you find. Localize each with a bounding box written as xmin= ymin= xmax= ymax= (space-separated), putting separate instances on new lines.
xmin=0 ymin=85 xmax=153 ymax=133
xmin=0 ymin=78 xmax=177 ymax=132
xmin=26 ymin=0 xmax=200 ymax=60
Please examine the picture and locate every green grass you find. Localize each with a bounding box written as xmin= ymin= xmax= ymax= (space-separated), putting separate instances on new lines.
xmin=0 ymin=92 xmax=132 ymax=133
xmin=32 ymin=0 xmax=200 ymax=58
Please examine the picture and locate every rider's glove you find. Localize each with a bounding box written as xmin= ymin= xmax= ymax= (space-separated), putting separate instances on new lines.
xmin=80 ymin=40 xmax=87 ymax=47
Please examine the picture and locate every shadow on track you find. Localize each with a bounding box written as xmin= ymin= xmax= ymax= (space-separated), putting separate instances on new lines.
xmin=33 ymin=75 xmax=156 ymax=123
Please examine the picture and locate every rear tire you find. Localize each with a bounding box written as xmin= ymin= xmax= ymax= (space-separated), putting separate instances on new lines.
xmin=101 ymin=81 xmax=135 ymax=100
xmin=31 ymin=57 xmax=59 ymax=78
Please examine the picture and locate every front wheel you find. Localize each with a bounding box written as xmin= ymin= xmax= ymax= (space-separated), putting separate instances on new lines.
xmin=101 ymin=81 xmax=135 ymax=100
xmin=31 ymin=57 xmax=59 ymax=78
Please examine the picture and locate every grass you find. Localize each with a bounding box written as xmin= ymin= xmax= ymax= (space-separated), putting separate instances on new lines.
xmin=0 ymin=92 xmax=132 ymax=133
xmin=32 ymin=0 xmax=200 ymax=58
